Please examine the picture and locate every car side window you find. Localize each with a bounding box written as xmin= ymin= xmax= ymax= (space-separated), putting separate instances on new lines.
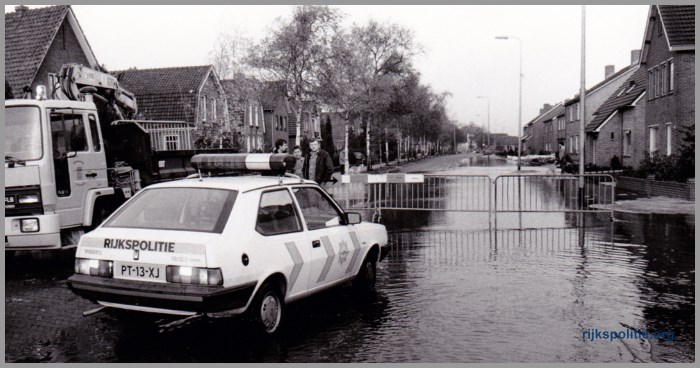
xmin=256 ymin=189 xmax=303 ymax=236
xmin=293 ymin=187 xmax=343 ymax=231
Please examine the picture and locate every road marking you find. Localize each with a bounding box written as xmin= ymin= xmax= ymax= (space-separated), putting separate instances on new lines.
xmin=345 ymin=231 xmax=361 ymax=274
xmin=316 ymin=236 xmax=335 ymax=283
xmin=285 ymin=242 xmax=303 ymax=290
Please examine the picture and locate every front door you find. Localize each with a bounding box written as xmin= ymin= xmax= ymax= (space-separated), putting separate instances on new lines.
xmin=292 ymin=186 xmax=358 ymax=290
xmin=50 ymin=110 xmax=106 ymax=227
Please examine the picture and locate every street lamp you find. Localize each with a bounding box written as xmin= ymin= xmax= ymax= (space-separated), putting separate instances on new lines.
xmin=476 ymin=96 xmax=490 ymax=146
xmin=495 ymin=35 xmax=523 ymax=171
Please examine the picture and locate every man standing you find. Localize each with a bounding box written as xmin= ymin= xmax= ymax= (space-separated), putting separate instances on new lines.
xmin=303 ymin=138 xmax=334 ymax=186
xmin=273 ymin=139 xmax=288 ymax=154
xmin=291 ymin=145 xmax=305 ymax=177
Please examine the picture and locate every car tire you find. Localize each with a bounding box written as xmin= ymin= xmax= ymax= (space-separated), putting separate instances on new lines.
xmin=352 ymin=256 xmax=376 ymax=293
xmin=251 ymin=282 xmax=284 ymax=335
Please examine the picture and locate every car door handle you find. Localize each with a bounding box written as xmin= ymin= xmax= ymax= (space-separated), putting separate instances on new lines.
xmin=312 ymin=240 xmax=321 ymax=248
xmin=85 ymin=172 xmax=97 ymax=178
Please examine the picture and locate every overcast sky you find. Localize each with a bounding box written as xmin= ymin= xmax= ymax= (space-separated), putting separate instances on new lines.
xmin=7 ymin=5 xmax=650 ymax=136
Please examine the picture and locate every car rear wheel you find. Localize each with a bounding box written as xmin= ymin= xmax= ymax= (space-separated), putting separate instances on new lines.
xmin=252 ymin=282 xmax=284 ymax=334
xmin=352 ymin=256 xmax=376 ymax=292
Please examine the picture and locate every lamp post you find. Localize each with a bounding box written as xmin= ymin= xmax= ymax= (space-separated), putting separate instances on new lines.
xmin=495 ymin=35 xmax=523 ymax=171
xmin=476 ymin=96 xmax=490 ymax=146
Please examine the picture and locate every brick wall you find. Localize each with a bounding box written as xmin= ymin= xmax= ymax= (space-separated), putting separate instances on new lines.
xmin=593 ymin=112 xmax=623 ymax=167
xmin=616 ymin=175 xmax=695 ymax=201
xmin=621 ymin=98 xmax=646 ymax=168
xmin=33 ymin=19 xmax=91 ymax=92
xmin=643 ymin=10 xmax=695 ymax=157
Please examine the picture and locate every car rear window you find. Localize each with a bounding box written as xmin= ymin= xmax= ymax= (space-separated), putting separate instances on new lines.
xmin=104 ymin=187 xmax=237 ymax=233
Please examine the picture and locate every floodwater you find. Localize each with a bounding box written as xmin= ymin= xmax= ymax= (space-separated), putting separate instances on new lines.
xmin=5 ymin=156 xmax=694 ymax=362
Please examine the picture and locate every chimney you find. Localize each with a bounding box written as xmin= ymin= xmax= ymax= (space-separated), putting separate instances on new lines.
xmin=15 ymin=5 xmax=29 ymax=15
xmin=630 ymin=49 xmax=641 ymax=65
xmin=605 ymin=65 xmax=615 ymax=79
xmin=539 ymin=103 xmax=552 ymax=115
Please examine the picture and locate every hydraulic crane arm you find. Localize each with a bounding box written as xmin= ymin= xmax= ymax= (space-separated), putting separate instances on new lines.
xmin=54 ymin=64 xmax=138 ymax=118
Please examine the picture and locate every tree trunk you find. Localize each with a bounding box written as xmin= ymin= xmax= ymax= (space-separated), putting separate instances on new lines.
xmin=366 ymin=115 xmax=371 ymax=171
xmin=385 ymin=127 xmax=389 ymax=164
xmin=344 ymin=117 xmax=350 ymax=175
xmin=295 ymin=103 xmax=303 ymax=147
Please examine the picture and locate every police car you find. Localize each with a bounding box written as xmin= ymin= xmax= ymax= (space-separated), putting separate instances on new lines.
xmin=67 ymin=154 xmax=389 ymax=334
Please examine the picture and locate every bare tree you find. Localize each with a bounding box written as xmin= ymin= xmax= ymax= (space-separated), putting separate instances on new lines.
xmin=209 ymin=27 xmax=253 ymax=80
xmin=248 ymin=5 xmax=341 ymax=146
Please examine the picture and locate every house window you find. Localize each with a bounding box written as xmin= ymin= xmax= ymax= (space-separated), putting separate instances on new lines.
xmin=623 ymin=130 xmax=631 ymax=157
xmin=164 ymin=135 xmax=180 ymax=151
xmin=212 ymin=99 xmax=217 ymax=120
xmin=649 ymin=126 xmax=659 ymax=155
xmin=201 ymin=96 xmax=207 ymax=121
xmin=661 ymin=63 xmax=667 ymax=95
xmin=666 ymin=124 xmax=672 ymax=156
xmin=575 ymin=135 xmax=579 ymax=153
xmin=254 ymin=105 xmax=259 ymax=127
xmin=648 ymin=70 xmax=653 ymax=99
xmin=655 ymin=67 xmax=661 ymax=98
xmin=669 ymin=60 xmax=674 ymax=92
xmin=610 ymin=132 xmax=615 ymax=141
xmin=249 ymin=105 xmax=253 ymax=126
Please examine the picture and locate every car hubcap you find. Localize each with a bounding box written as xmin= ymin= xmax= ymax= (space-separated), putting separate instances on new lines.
xmin=260 ymin=294 xmax=280 ymax=331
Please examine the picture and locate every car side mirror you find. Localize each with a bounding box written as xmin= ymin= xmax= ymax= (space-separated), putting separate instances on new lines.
xmin=345 ymin=212 xmax=361 ymax=225
xmin=66 ymin=151 xmax=77 ymax=158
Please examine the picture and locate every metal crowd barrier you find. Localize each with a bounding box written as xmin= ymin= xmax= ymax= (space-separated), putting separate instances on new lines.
xmin=493 ymin=174 xmax=616 ymax=213
xmin=327 ymin=173 xmax=616 ymax=215
xmin=327 ymin=173 xmax=492 ymax=213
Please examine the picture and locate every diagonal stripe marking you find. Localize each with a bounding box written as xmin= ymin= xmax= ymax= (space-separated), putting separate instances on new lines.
xmin=316 ymin=236 xmax=335 ymax=283
xmin=285 ymin=242 xmax=303 ymax=290
xmin=346 ymin=231 xmax=361 ymax=274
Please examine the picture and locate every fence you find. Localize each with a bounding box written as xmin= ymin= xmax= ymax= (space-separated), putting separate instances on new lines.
xmin=327 ymin=173 xmax=616 ymax=216
xmin=138 ymin=121 xmax=194 ymax=151
xmin=493 ymin=174 xmax=616 ymax=213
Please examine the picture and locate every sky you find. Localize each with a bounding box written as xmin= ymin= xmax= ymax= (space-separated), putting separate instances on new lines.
xmin=6 ymin=5 xmax=651 ymax=136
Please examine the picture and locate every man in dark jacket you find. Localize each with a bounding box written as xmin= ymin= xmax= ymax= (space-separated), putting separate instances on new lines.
xmin=303 ymin=138 xmax=334 ymax=185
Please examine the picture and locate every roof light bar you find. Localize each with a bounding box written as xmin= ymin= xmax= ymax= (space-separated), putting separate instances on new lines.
xmin=191 ymin=153 xmax=295 ymax=174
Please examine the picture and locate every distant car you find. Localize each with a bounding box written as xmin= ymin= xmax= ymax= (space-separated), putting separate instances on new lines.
xmin=68 ymin=154 xmax=389 ymax=334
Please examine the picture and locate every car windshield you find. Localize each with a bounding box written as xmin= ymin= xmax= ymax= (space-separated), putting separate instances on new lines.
xmin=5 ymin=106 xmax=43 ymax=161
xmin=104 ymin=187 xmax=238 ymax=233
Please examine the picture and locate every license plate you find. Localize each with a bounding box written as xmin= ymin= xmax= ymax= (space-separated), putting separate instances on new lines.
xmin=5 ymin=196 xmax=15 ymax=209
xmin=114 ymin=262 xmax=166 ymax=282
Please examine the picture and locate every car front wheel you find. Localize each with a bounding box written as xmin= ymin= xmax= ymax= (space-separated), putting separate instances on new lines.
xmin=352 ymin=256 xmax=376 ymax=292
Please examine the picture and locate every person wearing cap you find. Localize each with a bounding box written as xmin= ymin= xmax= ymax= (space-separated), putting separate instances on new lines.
xmin=303 ymin=138 xmax=334 ymax=186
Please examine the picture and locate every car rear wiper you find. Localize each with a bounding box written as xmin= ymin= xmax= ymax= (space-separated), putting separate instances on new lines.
xmin=5 ymin=155 xmax=26 ymax=167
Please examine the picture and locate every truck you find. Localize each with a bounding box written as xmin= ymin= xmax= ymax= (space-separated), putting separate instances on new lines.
xmin=5 ymin=63 xmax=235 ymax=252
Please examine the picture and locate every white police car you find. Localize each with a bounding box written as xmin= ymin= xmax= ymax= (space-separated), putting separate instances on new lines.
xmin=67 ymin=154 xmax=389 ymax=334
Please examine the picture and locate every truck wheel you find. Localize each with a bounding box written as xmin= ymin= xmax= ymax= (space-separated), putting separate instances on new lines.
xmin=251 ymin=282 xmax=284 ymax=334
xmin=352 ymin=256 xmax=376 ymax=293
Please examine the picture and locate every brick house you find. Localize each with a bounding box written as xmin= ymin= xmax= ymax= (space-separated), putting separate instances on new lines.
xmin=113 ymin=65 xmax=231 ymax=148
xmin=321 ymin=112 xmax=363 ymax=152
xmin=585 ymin=68 xmax=647 ymax=169
xmin=288 ymin=102 xmax=322 ymax=147
xmin=640 ymin=5 xmax=694 ymax=157
xmin=260 ymin=81 xmax=291 ymax=152
xmin=522 ymin=103 xmax=563 ymax=155
xmin=563 ymin=57 xmax=639 ymax=163
xmin=5 ymin=5 xmax=100 ymax=98
xmin=222 ymin=78 xmax=265 ymax=152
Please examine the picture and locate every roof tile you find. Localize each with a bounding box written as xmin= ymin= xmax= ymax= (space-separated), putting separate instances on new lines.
xmin=5 ymin=5 xmax=69 ymax=95
xmin=586 ymin=68 xmax=647 ymax=132
xmin=659 ymin=5 xmax=695 ymax=47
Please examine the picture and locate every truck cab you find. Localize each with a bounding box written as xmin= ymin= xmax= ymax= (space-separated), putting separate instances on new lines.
xmin=6 ymin=99 xmax=111 ymax=250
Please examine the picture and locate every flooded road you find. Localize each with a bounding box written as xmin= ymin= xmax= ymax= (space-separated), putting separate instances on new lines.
xmin=5 ymin=154 xmax=694 ymax=362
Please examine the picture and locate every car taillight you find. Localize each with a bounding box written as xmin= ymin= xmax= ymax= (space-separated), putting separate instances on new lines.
xmin=166 ymin=266 xmax=223 ymax=285
xmin=75 ymin=258 xmax=113 ymax=277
